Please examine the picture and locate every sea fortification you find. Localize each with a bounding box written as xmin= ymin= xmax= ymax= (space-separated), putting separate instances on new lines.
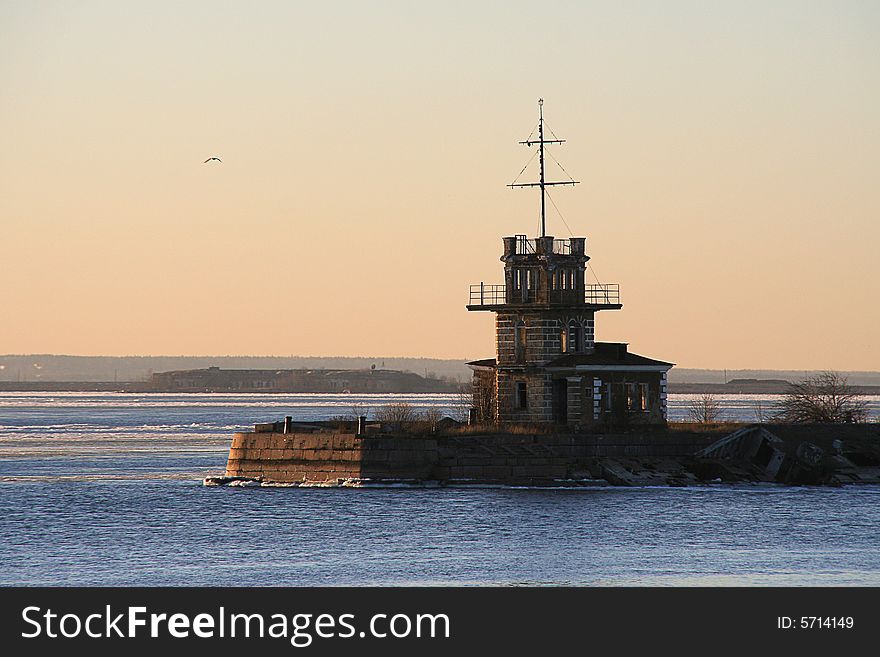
xmin=207 ymin=420 xmax=880 ymax=488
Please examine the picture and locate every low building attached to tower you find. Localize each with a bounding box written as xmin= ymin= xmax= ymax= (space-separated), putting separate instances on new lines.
xmin=467 ymin=102 xmax=673 ymax=428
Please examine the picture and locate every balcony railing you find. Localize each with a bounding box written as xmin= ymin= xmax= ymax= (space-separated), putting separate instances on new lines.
xmin=585 ymin=283 xmax=620 ymax=304
xmin=469 ymin=284 xmax=506 ymax=306
xmin=514 ymin=236 xmax=572 ymax=255
xmin=468 ymin=283 xmax=620 ymax=307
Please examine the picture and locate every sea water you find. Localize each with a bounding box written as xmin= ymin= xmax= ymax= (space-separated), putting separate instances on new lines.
xmin=1 ymin=392 xmax=878 ymax=586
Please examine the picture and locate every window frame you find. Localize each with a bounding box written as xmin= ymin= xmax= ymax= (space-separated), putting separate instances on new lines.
xmin=516 ymin=381 xmax=528 ymax=409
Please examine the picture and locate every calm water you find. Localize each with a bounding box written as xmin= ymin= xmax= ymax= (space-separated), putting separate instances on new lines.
xmin=1 ymin=392 xmax=879 ymax=586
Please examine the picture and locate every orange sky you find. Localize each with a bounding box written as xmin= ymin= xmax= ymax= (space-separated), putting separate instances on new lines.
xmin=1 ymin=1 xmax=878 ymax=369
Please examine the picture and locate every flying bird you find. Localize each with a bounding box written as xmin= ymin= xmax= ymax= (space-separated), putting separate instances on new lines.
xmin=204 ymin=157 xmax=222 ymax=163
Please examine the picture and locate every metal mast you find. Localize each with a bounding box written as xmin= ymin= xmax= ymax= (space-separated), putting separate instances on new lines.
xmin=508 ymin=99 xmax=579 ymax=237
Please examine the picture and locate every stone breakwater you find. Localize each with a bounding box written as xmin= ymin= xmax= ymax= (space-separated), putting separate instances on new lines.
xmin=207 ymin=423 xmax=880 ymax=488
xmin=221 ymin=431 xmax=436 ymax=483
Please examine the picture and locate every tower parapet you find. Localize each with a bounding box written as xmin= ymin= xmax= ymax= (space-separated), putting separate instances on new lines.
xmin=468 ymin=234 xmax=620 ymax=311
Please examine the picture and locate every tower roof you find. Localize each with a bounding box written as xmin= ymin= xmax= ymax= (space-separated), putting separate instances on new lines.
xmin=546 ymin=343 xmax=674 ymax=370
xmin=467 ymin=343 xmax=674 ymax=371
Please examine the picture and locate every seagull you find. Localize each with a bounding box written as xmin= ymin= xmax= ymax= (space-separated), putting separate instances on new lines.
xmin=204 ymin=157 xmax=222 ymax=163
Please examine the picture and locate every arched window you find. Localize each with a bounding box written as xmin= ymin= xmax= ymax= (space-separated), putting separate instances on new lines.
xmin=568 ymin=319 xmax=581 ymax=353
xmin=559 ymin=320 xmax=567 ymax=353
xmin=514 ymin=321 xmax=526 ymax=363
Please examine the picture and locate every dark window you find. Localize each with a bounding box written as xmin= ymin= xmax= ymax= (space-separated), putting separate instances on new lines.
xmin=626 ymin=383 xmax=647 ymax=411
xmin=516 ymin=382 xmax=528 ymax=409
xmin=513 ymin=269 xmax=530 ymax=302
xmin=512 ymin=268 xmax=530 ymax=292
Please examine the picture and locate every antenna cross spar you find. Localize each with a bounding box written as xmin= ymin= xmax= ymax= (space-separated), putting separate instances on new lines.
xmin=508 ymin=99 xmax=579 ymax=237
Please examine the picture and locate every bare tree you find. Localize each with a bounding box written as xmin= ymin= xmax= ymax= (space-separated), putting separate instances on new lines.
xmin=348 ymin=403 xmax=370 ymax=421
xmin=421 ymin=407 xmax=444 ymax=433
xmin=687 ymin=394 xmax=723 ymax=424
xmin=375 ymin=402 xmax=417 ymax=430
xmin=775 ymin=371 xmax=868 ymax=423
xmin=470 ymin=379 xmax=497 ymax=425
xmin=451 ymin=383 xmax=476 ymax=424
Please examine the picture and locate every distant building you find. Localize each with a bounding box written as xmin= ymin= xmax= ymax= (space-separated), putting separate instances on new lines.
xmin=467 ymin=101 xmax=673 ymax=427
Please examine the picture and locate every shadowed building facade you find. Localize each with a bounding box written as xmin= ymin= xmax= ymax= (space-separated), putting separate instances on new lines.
xmin=467 ymin=235 xmax=672 ymax=428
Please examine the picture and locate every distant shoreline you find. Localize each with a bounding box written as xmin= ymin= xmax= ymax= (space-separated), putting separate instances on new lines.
xmin=3 ymin=355 xmax=880 ymax=388
xmin=671 ymin=382 xmax=880 ymax=395
xmin=2 ymin=381 xmax=880 ymax=395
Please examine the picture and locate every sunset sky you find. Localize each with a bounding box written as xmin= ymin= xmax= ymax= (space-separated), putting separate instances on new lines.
xmin=1 ymin=1 xmax=878 ymax=369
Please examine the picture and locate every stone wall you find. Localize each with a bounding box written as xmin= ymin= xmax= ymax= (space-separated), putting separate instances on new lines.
xmin=494 ymin=309 xmax=598 ymax=424
xmin=433 ymin=431 xmax=715 ymax=484
xmin=224 ymin=429 xmax=715 ymax=485
xmin=495 ymin=311 xmax=595 ymax=367
xmin=221 ymin=423 xmax=880 ymax=487
xmin=496 ymin=370 xmax=554 ymax=423
xmin=225 ymin=432 xmax=436 ymax=483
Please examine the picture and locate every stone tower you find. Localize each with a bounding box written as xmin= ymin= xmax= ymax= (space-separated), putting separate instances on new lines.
xmin=468 ymin=234 xmax=621 ymax=423
xmin=467 ymin=101 xmax=672 ymax=427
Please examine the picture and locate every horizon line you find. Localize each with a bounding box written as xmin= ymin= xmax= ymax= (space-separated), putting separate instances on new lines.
xmin=1 ymin=354 xmax=879 ymax=374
